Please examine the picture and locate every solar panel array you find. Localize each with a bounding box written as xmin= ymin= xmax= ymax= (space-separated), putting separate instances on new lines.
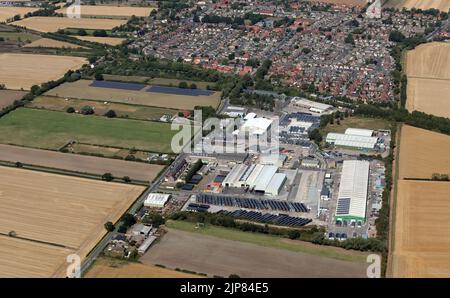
xmin=90 ymin=80 xmax=145 ymax=91
xmin=147 ymin=85 xmax=215 ymax=96
xmin=196 ymin=194 xmax=309 ymax=213
xmin=217 ymin=210 xmax=312 ymax=227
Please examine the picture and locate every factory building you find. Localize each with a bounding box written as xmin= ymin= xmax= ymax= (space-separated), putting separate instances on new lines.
xmin=221 ymin=164 xmax=287 ymax=196
xmin=291 ymin=97 xmax=334 ymax=115
xmin=144 ymin=193 xmax=171 ymax=208
xmin=326 ymin=128 xmax=378 ymax=149
xmin=335 ymin=160 xmax=370 ymax=222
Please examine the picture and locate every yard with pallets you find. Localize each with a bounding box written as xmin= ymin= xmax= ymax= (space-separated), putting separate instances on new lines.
xmin=28 ymin=96 xmax=178 ymax=121
xmin=0 ymin=166 xmax=145 ymax=277
xmin=141 ymin=222 xmax=368 ymax=278
xmin=0 ymin=108 xmax=179 ymax=153
xmin=44 ymin=79 xmax=221 ymax=110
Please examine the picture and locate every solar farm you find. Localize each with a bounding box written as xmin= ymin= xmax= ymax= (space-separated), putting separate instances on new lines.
xmin=216 ymin=210 xmax=313 ymax=227
xmin=195 ymin=193 xmax=310 ymax=213
xmin=45 ymin=79 xmax=221 ymax=110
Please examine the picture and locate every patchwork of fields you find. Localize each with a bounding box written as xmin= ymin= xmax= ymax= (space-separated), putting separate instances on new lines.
xmin=12 ymin=16 xmax=127 ymax=33
xmin=392 ymin=125 xmax=450 ymax=277
xmin=0 ymin=108 xmax=179 ymax=153
xmin=22 ymin=38 xmax=86 ymax=49
xmin=406 ymin=42 xmax=450 ymax=118
xmin=74 ymin=35 xmax=125 ymax=45
xmin=45 ymin=79 xmax=221 ymax=110
xmin=0 ymin=53 xmax=87 ymax=90
xmin=0 ymin=166 xmax=145 ymax=277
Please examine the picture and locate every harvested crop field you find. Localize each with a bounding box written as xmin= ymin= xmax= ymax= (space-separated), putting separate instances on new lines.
xmin=0 ymin=108 xmax=178 ymax=153
xmin=398 ymin=125 xmax=450 ymax=180
xmin=392 ymin=180 xmax=450 ymax=277
xmin=28 ymin=96 xmax=177 ymax=121
xmin=0 ymin=166 xmax=145 ymax=277
xmin=0 ymin=53 xmax=87 ymax=90
xmin=0 ymin=90 xmax=26 ymax=109
xmin=22 ymin=38 xmax=86 ymax=49
xmin=0 ymin=144 xmax=164 ymax=182
xmin=85 ymin=257 xmax=199 ymax=278
xmin=74 ymin=35 xmax=125 ymax=45
xmin=406 ymin=42 xmax=450 ymax=118
xmin=45 ymin=79 xmax=221 ymax=110
xmin=12 ymin=16 xmax=127 ymax=33
xmin=57 ymin=5 xmax=155 ymax=18
xmin=0 ymin=7 xmax=39 ymax=22
xmin=384 ymin=0 xmax=450 ymax=11
xmin=141 ymin=227 xmax=367 ymax=278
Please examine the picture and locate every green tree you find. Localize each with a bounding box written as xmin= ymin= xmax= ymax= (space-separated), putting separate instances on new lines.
xmin=104 ymin=221 xmax=115 ymax=232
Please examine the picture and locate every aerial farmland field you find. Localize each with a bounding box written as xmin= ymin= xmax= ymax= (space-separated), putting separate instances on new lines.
xmin=0 ymin=53 xmax=87 ymax=90
xmin=12 ymin=16 xmax=127 ymax=33
xmin=405 ymin=42 xmax=450 ymax=118
xmin=0 ymin=90 xmax=27 ymax=109
xmin=310 ymin=0 xmax=367 ymax=7
xmin=45 ymin=79 xmax=221 ymax=110
xmin=0 ymin=108 xmax=179 ymax=153
xmin=384 ymin=0 xmax=450 ymax=11
xmin=74 ymin=35 xmax=125 ymax=46
xmin=398 ymin=125 xmax=450 ymax=180
xmin=0 ymin=166 xmax=145 ymax=277
xmin=0 ymin=144 xmax=165 ymax=182
xmin=393 ymin=180 xmax=450 ymax=277
xmin=28 ymin=96 xmax=177 ymax=121
xmin=57 ymin=5 xmax=155 ymax=18
xmin=0 ymin=7 xmax=39 ymax=22
xmin=22 ymin=38 xmax=86 ymax=49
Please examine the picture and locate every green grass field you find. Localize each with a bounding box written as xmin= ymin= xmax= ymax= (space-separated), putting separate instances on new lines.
xmin=0 ymin=108 xmax=179 ymax=152
xmin=166 ymin=220 xmax=367 ymax=263
xmin=28 ymin=96 xmax=178 ymax=121
xmin=320 ymin=116 xmax=391 ymax=136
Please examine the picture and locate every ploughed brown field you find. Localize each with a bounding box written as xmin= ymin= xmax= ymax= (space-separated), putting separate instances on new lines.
xmin=141 ymin=228 xmax=368 ymax=278
xmin=406 ymin=42 xmax=450 ymax=118
xmin=0 ymin=144 xmax=164 ymax=182
xmin=0 ymin=53 xmax=87 ymax=90
xmin=0 ymin=90 xmax=27 ymax=109
xmin=398 ymin=125 xmax=450 ymax=180
xmin=393 ymin=180 xmax=450 ymax=277
xmin=384 ymin=0 xmax=450 ymax=11
xmin=0 ymin=7 xmax=39 ymax=22
xmin=57 ymin=5 xmax=155 ymax=18
xmin=0 ymin=166 xmax=145 ymax=277
xmin=12 ymin=16 xmax=127 ymax=33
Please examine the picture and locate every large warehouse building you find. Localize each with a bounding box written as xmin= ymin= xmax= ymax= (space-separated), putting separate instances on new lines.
xmin=335 ymin=160 xmax=370 ymax=222
xmin=222 ymin=164 xmax=286 ymax=196
xmin=326 ymin=128 xmax=378 ymax=149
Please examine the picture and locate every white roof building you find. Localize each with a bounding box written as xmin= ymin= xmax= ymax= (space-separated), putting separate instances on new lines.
xmin=244 ymin=112 xmax=257 ymax=120
xmin=326 ymin=133 xmax=378 ymax=149
xmin=292 ymin=97 xmax=334 ymax=114
xmin=335 ymin=160 xmax=370 ymax=222
xmin=144 ymin=193 xmax=171 ymax=208
xmin=233 ymin=117 xmax=273 ymax=136
xmin=221 ymin=164 xmax=286 ymax=195
xmin=344 ymin=128 xmax=374 ymax=137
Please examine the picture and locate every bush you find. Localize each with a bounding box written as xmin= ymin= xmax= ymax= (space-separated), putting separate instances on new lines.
xmin=104 ymin=221 xmax=115 ymax=232
xmin=123 ymin=176 xmax=131 ymax=183
xmin=104 ymin=110 xmax=117 ymax=118
xmin=66 ymin=107 xmax=75 ymax=113
xmin=102 ymin=172 xmax=114 ymax=181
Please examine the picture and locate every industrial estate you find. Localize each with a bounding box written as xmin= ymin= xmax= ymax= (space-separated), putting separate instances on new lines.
xmin=0 ymin=0 xmax=449 ymax=280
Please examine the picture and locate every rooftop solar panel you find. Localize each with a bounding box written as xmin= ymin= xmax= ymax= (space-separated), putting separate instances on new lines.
xmin=147 ymin=85 xmax=215 ymax=96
